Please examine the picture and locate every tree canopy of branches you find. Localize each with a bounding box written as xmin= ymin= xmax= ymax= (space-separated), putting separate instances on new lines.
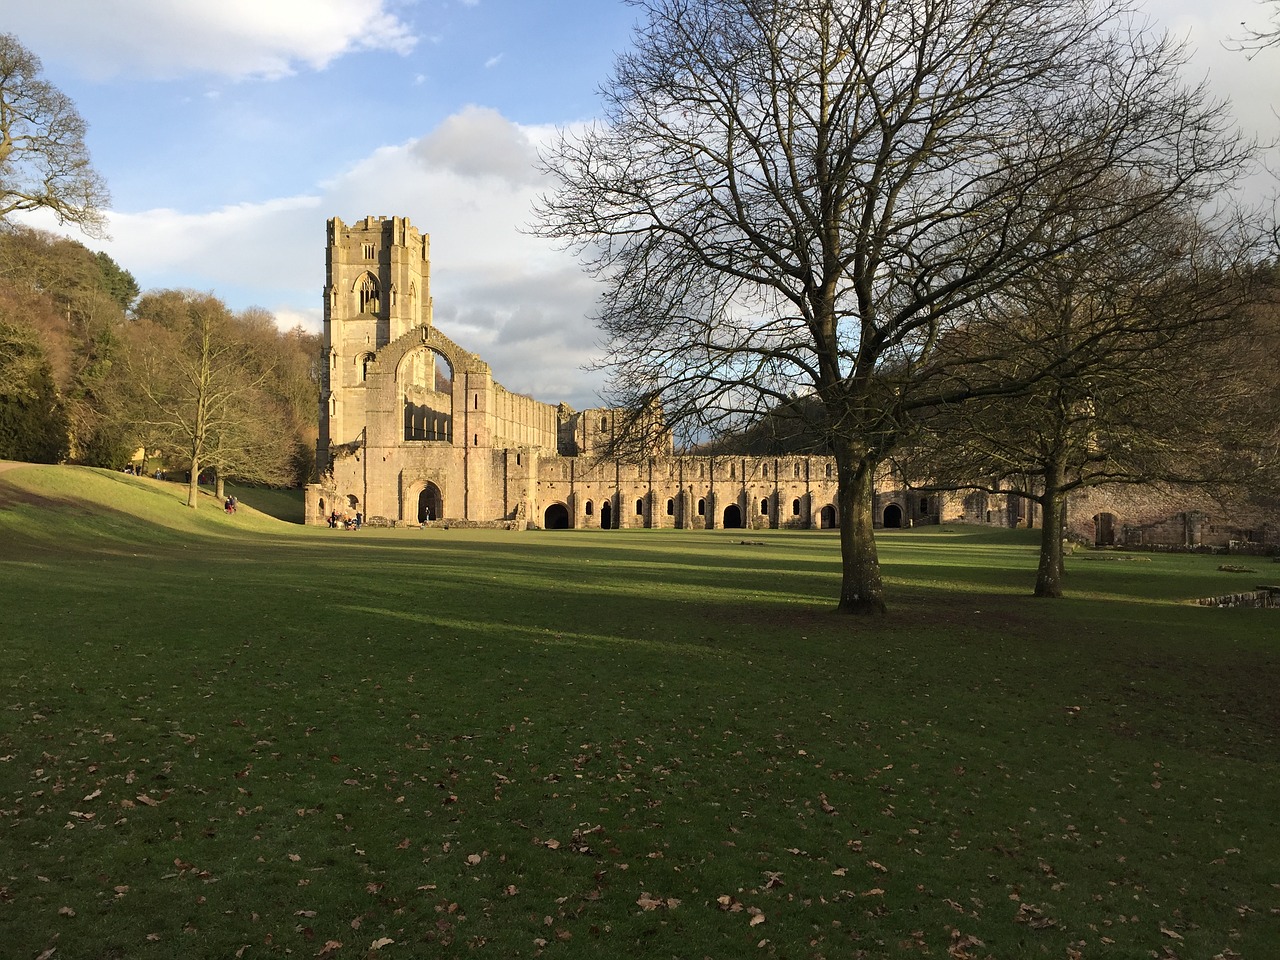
xmin=539 ymin=0 xmax=1255 ymax=614
xmin=1231 ymin=0 xmax=1280 ymax=53
xmin=905 ymin=195 xmax=1265 ymax=597
xmin=0 ymin=33 xmax=109 ymax=238
xmin=124 ymin=291 xmax=296 ymax=508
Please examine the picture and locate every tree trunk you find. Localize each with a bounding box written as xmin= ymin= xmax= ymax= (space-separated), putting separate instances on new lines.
xmin=215 ymin=469 xmax=225 ymax=501
xmin=186 ymin=459 xmax=200 ymax=509
xmin=837 ymin=457 xmax=887 ymax=615
xmin=1034 ymin=462 xmax=1066 ymax=598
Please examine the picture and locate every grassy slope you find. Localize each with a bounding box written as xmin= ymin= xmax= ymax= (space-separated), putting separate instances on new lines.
xmin=0 ymin=465 xmax=1276 ymax=960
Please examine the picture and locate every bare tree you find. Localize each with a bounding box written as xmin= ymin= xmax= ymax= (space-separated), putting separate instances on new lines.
xmin=906 ymin=201 xmax=1264 ymax=597
xmin=1230 ymin=0 xmax=1280 ymax=53
xmin=0 ymin=34 xmax=109 ymax=238
xmin=538 ymin=0 xmax=1253 ymax=614
xmin=123 ymin=292 xmax=293 ymax=509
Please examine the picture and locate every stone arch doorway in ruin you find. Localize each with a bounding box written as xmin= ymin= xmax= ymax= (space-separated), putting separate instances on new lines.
xmin=544 ymin=503 xmax=570 ymax=529
xmin=417 ymin=483 xmax=443 ymax=523
xmin=1094 ymin=512 xmax=1118 ymax=547
xmin=722 ymin=503 xmax=743 ymax=529
xmin=600 ymin=501 xmax=613 ymax=529
xmin=819 ymin=504 xmax=837 ymax=529
xmin=883 ymin=503 xmax=903 ymax=528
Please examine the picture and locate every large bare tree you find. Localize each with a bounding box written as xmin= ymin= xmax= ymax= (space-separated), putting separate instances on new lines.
xmin=0 ymin=34 xmax=109 ymax=238
xmin=538 ymin=0 xmax=1253 ymax=614
xmin=905 ymin=201 xmax=1265 ymax=598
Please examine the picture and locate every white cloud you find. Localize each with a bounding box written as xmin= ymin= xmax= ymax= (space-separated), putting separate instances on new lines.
xmin=2 ymin=0 xmax=417 ymax=80
xmin=411 ymin=105 xmax=544 ymax=186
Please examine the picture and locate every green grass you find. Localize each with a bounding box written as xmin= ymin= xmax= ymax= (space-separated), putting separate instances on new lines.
xmin=1 ymin=464 xmax=1276 ymax=959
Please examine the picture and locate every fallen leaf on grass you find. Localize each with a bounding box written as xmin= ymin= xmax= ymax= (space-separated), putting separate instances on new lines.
xmin=369 ymin=938 xmax=394 ymax=950
xmin=636 ymin=893 xmax=679 ymax=911
xmin=135 ymin=794 xmax=160 ymax=807
xmin=1014 ymin=902 xmax=1057 ymax=929
xmin=1161 ymin=927 xmax=1184 ymax=940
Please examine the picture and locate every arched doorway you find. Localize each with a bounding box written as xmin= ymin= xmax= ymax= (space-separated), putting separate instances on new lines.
xmin=1094 ymin=512 xmax=1117 ymax=546
xmin=544 ymin=503 xmax=570 ymax=529
xmin=417 ymin=483 xmax=443 ymax=523
xmin=723 ymin=504 xmax=743 ymax=529
xmin=600 ymin=501 xmax=613 ymax=529
xmin=820 ymin=505 xmax=836 ymax=529
xmin=883 ymin=503 xmax=903 ymax=528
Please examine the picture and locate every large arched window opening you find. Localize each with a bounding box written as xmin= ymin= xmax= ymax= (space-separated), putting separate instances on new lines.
xmin=357 ymin=273 xmax=380 ymax=314
xmin=417 ymin=483 xmax=443 ymax=523
xmin=544 ymin=503 xmax=570 ymax=529
xmin=819 ymin=505 xmax=837 ymax=529
xmin=600 ymin=501 xmax=613 ymax=529
xmin=723 ymin=504 xmax=743 ymax=529
xmin=402 ymin=347 xmax=453 ymax=441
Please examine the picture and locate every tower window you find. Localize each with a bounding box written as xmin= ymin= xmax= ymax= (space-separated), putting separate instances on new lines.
xmin=358 ymin=274 xmax=380 ymax=313
xmin=362 ymin=242 xmax=375 ymax=259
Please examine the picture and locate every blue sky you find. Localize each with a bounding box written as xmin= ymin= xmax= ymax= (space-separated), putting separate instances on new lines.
xmin=4 ymin=0 xmax=1277 ymax=411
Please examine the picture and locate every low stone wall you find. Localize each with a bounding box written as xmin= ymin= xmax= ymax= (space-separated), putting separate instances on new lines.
xmin=1194 ymin=587 xmax=1280 ymax=609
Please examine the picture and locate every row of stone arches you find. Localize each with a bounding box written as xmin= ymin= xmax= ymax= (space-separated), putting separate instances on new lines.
xmin=541 ymin=500 xmax=840 ymax=530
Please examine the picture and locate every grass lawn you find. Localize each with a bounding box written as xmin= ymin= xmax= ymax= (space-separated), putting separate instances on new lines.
xmin=1 ymin=464 xmax=1276 ymax=959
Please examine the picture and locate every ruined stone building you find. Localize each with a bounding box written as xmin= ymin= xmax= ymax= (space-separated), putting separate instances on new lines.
xmin=304 ymin=216 xmax=1274 ymax=550
xmin=304 ymin=215 xmax=966 ymax=531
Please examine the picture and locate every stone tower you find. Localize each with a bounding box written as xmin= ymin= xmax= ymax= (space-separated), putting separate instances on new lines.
xmin=318 ymin=215 xmax=433 ymax=472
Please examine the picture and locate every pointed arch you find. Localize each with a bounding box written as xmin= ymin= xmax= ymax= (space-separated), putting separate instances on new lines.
xmin=355 ymin=272 xmax=380 ymax=314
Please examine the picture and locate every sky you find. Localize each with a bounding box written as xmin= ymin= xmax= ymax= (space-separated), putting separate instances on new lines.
xmin=4 ymin=0 xmax=1278 ymax=412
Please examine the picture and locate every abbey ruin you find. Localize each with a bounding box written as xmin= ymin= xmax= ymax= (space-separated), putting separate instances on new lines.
xmin=305 ymin=216 xmax=1274 ymax=551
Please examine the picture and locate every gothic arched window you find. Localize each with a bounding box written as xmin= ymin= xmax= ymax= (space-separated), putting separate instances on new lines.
xmin=357 ymin=273 xmax=380 ymax=314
